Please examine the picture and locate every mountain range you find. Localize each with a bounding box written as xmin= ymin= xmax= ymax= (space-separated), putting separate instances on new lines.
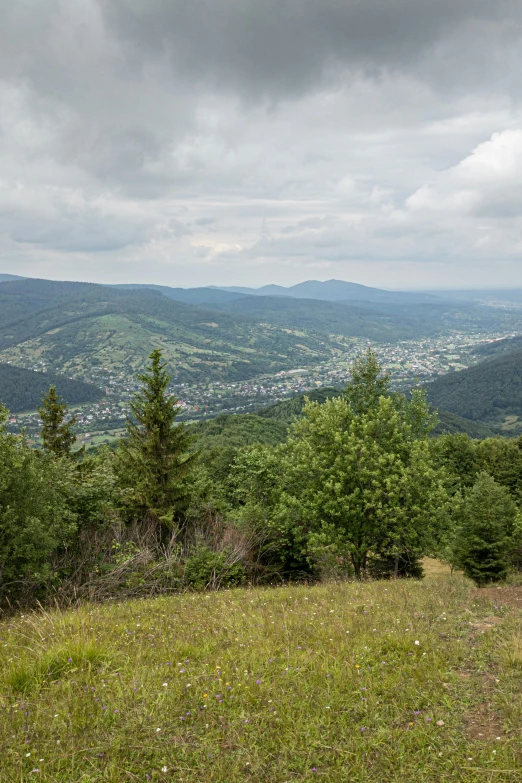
xmin=1 ymin=276 xmax=497 ymax=388
xmin=211 ymin=279 xmax=446 ymax=304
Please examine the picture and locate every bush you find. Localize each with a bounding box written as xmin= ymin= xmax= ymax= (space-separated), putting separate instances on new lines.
xmin=0 ymin=407 xmax=76 ymax=599
xmin=184 ymin=546 xmax=246 ymax=590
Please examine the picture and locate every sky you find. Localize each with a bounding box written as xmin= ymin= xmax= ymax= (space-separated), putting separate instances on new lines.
xmin=1 ymin=1 xmax=522 ymax=290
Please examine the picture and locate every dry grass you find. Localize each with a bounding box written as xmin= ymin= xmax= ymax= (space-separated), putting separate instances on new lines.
xmin=1 ymin=573 xmax=522 ymax=782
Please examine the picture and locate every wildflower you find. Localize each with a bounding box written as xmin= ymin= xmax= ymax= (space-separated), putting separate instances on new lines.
xmin=162 ymin=683 xmax=168 ymax=688
xmin=414 ymin=641 xmax=420 ymax=646
xmin=256 ymin=679 xmax=261 ymax=685
xmin=161 ymin=767 xmax=168 ymax=772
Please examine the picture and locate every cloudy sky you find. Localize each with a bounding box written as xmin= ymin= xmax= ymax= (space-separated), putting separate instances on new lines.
xmin=1 ymin=0 xmax=522 ymax=289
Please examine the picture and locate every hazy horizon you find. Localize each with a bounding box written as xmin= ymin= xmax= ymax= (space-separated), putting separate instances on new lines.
xmin=2 ymin=270 xmax=521 ymax=294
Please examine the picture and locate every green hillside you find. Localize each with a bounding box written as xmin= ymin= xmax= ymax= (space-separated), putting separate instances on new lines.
xmin=0 ymin=279 xmax=332 ymax=384
xmin=426 ymin=348 xmax=522 ymax=434
xmin=472 ymin=335 xmax=522 ymax=359
xmin=212 ymin=296 xmax=432 ymax=340
xmin=0 ymin=363 xmax=102 ymax=412
xmin=431 ymin=409 xmax=495 ymax=438
xmin=256 ymin=386 xmax=344 ymax=421
xmin=191 ymin=413 xmax=288 ymax=450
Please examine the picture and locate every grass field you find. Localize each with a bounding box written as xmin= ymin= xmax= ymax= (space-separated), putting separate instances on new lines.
xmin=2 ymin=569 xmax=522 ymax=782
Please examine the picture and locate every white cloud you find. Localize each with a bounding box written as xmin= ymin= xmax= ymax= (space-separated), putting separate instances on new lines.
xmin=0 ymin=1 xmax=521 ymax=287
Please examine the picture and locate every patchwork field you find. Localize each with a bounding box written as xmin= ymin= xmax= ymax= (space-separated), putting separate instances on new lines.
xmin=1 ymin=569 xmax=522 ymax=782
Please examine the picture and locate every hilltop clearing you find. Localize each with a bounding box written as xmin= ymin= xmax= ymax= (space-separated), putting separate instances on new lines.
xmin=2 ymin=573 xmax=522 ymax=782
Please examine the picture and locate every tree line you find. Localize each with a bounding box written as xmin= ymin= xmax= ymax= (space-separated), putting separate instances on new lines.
xmin=1 ymin=348 xmax=521 ymax=606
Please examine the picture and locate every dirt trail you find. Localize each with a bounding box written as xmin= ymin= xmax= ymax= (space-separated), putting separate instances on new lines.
xmin=472 ymin=585 xmax=522 ymax=608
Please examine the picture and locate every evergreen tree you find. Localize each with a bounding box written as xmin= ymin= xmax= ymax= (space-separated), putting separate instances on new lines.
xmin=453 ymin=472 xmax=518 ymax=586
xmin=0 ymin=404 xmax=76 ymax=594
xmin=344 ymin=348 xmax=390 ymax=415
xmin=38 ymin=385 xmax=77 ymax=457
xmin=117 ymin=349 xmax=195 ymax=527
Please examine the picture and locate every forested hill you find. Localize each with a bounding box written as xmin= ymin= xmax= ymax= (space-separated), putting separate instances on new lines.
xmin=257 ymin=387 xmax=494 ymax=438
xmin=426 ymin=348 xmax=522 ymax=434
xmin=0 ymin=278 xmax=332 ymax=384
xmin=256 ymin=387 xmax=344 ymax=422
xmin=190 ymin=387 xmax=496 ymax=469
xmin=209 ymin=296 xmax=426 ymax=340
xmin=472 ymin=335 xmax=522 ymax=359
xmin=0 ymin=363 xmax=102 ymax=412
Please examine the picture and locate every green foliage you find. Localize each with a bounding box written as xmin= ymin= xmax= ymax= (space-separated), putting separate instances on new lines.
xmin=0 ymin=362 xmax=101 ymax=412
xmin=39 ymin=385 xmax=78 ymax=457
xmin=280 ymin=389 xmax=448 ymax=578
xmin=67 ymin=448 xmax=119 ymax=528
xmin=0 ymin=406 xmax=76 ymax=594
xmin=475 ymin=436 xmax=522 ymax=505
xmin=432 ymin=433 xmax=522 ymax=504
xmin=184 ymin=545 xmax=246 ymax=590
xmin=228 ymin=444 xmax=312 ymax=580
xmin=344 ymin=347 xmax=391 ymax=415
xmin=431 ymin=433 xmax=479 ymax=492
xmin=453 ymin=472 xmax=518 ymax=585
xmin=116 ymin=349 xmax=196 ymax=526
xmin=191 ymin=413 xmax=288 ymax=484
xmin=257 ymin=387 xmax=343 ymax=423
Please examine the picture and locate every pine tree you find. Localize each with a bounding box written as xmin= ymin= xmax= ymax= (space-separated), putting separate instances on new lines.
xmin=118 ymin=349 xmax=196 ymax=527
xmin=453 ymin=472 xmax=518 ymax=586
xmin=344 ymin=348 xmax=390 ymax=416
xmin=38 ymin=385 xmax=77 ymax=457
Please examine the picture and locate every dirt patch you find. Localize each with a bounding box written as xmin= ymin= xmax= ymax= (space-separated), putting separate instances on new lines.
xmin=471 ymin=586 xmax=522 ymax=609
xmin=468 ymin=615 xmax=503 ymax=634
xmin=463 ymin=701 xmax=504 ymax=741
xmin=460 ymin=671 xmax=504 ymax=741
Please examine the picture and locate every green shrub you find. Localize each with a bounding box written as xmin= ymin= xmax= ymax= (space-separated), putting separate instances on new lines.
xmin=184 ymin=546 xmax=246 ymax=590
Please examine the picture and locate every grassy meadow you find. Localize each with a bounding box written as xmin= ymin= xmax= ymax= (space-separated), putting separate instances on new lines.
xmin=2 ymin=566 xmax=522 ymax=782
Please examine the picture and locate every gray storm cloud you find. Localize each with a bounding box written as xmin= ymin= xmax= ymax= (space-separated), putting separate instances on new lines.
xmin=0 ymin=0 xmax=521 ymax=287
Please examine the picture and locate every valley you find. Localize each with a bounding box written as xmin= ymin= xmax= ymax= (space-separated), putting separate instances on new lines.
xmin=1 ymin=276 xmax=521 ymax=445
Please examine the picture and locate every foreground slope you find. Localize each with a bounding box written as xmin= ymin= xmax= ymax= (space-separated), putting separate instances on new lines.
xmin=1 ymin=574 xmax=521 ymax=782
